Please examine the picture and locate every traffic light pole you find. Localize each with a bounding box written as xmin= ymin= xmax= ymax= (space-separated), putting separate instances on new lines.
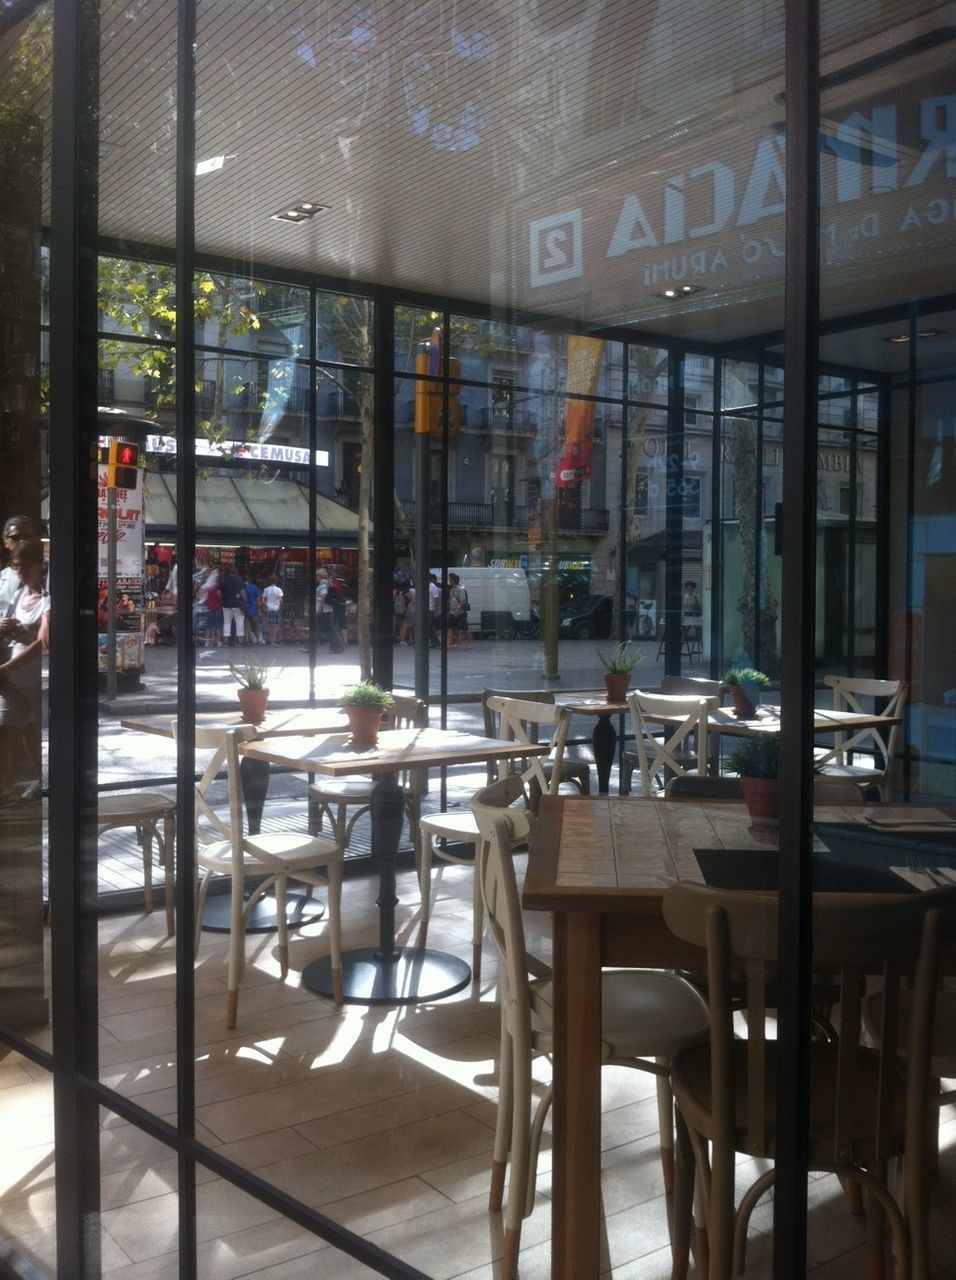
xmin=106 ymin=485 xmax=117 ymax=702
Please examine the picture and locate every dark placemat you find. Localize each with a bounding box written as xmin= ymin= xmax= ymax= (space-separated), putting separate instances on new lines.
xmin=694 ymin=823 xmax=956 ymax=894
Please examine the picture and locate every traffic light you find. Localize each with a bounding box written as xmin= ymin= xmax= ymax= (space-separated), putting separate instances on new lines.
xmin=107 ymin=440 xmax=141 ymax=489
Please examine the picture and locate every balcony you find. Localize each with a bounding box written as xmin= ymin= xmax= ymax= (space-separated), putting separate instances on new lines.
xmin=400 ymin=500 xmax=609 ymax=535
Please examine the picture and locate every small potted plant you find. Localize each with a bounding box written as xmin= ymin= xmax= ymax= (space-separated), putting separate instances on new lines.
xmin=727 ymin=735 xmax=780 ymax=829
xmin=598 ymin=643 xmax=643 ymax=702
xmin=724 ymin=667 xmax=770 ymax=719
xmin=229 ymin=656 xmax=273 ymax=724
xmin=341 ymin=680 xmax=393 ymax=747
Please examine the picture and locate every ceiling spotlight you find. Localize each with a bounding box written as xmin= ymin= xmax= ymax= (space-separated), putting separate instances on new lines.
xmin=883 ymin=328 xmax=947 ymax=344
xmin=271 ymin=201 xmax=329 ymax=223
xmin=659 ymin=284 xmax=704 ymax=300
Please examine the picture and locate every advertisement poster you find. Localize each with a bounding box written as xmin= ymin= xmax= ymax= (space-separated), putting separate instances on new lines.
xmin=97 ymin=464 xmax=145 ymax=672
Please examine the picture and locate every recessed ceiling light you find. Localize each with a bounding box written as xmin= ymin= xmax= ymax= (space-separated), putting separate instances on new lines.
xmin=658 ymin=285 xmax=704 ymax=300
xmin=196 ymin=155 xmax=225 ymax=176
xmin=271 ymin=201 xmax=329 ymax=223
xmin=883 ymin=328 xmax=947 ymax=344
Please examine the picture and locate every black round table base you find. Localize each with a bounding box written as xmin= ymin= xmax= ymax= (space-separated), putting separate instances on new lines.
xmin=202 ymin=889 xmax=325 ymax=934
xmin=302 ymin=947 xmax=471 ymax=1005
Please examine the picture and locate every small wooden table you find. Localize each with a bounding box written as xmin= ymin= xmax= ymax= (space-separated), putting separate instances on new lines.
xmin=555 ymin=693 xmax=628 ymax=795
xmin=240 ymin=728 xmax=549 ymax=1005
xmin=522 ymin=795 xmax=940 ymax=1279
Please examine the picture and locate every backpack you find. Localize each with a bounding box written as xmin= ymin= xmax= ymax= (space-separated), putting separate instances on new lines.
xmin=329 ymin=576 xmax=346 ymax=602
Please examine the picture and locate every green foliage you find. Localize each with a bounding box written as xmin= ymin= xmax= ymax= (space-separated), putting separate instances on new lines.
xmin=727 ymin=735 xmax=779 ymax=779
xmin=342 ymin=681 xmax=393 ymax=709
xmin=228 ymin=657 xmax=273 ymax=690
xmin=598 ymin=643 xmax=642 ymax=675
xmin=724 ymin=667 xmax=770 ymax=688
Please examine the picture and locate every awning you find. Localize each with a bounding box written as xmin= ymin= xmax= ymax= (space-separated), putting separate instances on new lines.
xmin=143 ymin=473 xmax=363 ymax=546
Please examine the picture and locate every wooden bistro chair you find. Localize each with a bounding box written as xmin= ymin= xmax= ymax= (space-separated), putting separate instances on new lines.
xmin=622 ymin=677 xmax=722 ymax=795
xmin=471 ymin=801 xmax=709 ymax=1280
xmin=308 ymin=694 xmax=428 ymax=856
xmin=184 ymin=724 xmax=343 ymax=1026
xmin=813 ymin=675 xmax=906 ymax=800
xmin=662 ymin=882 xmax=956 ymax=1280
xmin=625 ymin=690 xmax=711 ymax=797
xmin=98 ymin=791 xmax=177 ymax=936
xmin=482 ymin=685 xmax=591 ymax=799
xmin=417 ymin=696 xmax=572 ymax=983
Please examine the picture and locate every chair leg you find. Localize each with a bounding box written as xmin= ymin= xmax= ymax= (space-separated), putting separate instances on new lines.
xmin=656 ymin=1067 xmax=675 ymax=1194
xmin=139 ymin=820 xmax=155 ymax=914
xmin=225 ymin=874 xmax=246 ymax=1030
xmin=326 ymin=859 xmax=344 ymax=1007
xmin=670 ymin=1109 xmax=695 ymax=1280
xmin=274 ymin=876 xmax=289 ymax=980
xmin=161 ymin=810 xmax=175 ymax=937
xmin=419 ymin=831 xmax=433 ymax=923
xmin=471 ymin=840 xmax=484 ymax=983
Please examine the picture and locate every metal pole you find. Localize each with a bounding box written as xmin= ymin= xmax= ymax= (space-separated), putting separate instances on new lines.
xmin=106 ymin=486 xmax=117 ymax=701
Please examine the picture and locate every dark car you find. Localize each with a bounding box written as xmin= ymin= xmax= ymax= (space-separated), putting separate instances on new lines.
xmin=558 ymin=593 xmax=614 ymax=640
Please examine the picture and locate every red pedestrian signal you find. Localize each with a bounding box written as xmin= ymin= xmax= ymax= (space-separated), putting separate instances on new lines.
xmin=107 ymin=440 xmax=141 ymax=489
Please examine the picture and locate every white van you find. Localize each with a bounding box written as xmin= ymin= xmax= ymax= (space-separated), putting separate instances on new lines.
xmin=432 ymin=566 xmax=534 ymax=639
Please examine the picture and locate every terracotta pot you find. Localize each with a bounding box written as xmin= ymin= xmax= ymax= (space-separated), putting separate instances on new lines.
xmin=729 ymin=685 xmax=757 ymax=719
xmin=345 ymin=704 xmax=383 ymax=747
xmin=237 ymin=686 xmax=269 ymax=725
xmin=603 ymin=673 xmax=631 ymax=703
xmin=739 ymin=776 xmax=779 ymax=831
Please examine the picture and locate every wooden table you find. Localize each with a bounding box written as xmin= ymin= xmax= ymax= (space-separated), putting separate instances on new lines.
xmin=521 ymin=795 xmax=946 ymax=1279
xmin=555 ymin=693 xmax=628 ymax=795
xmin=240 ymin=727 xmax=549 ymax=1006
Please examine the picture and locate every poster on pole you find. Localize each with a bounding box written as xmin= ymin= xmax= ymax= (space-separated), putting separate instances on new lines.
xmin=97 ymin=465 xmax=145 ymax=673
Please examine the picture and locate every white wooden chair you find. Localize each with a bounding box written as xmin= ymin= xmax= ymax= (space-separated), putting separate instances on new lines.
xmin=626 ymin=690 xmax=710 ymax=796
xmin=417 ymin=696 xmax=571 ymax=981
xmin=813 ymin=675 xmax=906 ymax=800
xmin=98 ymin=791 xmax=176 ymax=936
xmin=183 ymin=724 xmax=343 ymax=1025
xmin=482 ymin=686 xmax=591 ymax=797
xmin=471 ymin=803 xmax=709 ymax=1280
xmin=663 ymin=882 xmax=955 ymax=1280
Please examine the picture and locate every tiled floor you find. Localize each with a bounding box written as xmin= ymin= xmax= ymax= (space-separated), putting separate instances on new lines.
xmin=4 ymin=793 xmax=956 ymax=1277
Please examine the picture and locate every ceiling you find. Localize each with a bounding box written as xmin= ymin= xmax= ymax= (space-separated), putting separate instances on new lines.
xmin=5 ymin=0 xmax=956 ymax=373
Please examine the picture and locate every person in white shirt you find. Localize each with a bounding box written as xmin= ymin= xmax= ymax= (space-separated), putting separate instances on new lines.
xmin=0 ymin=537 xmax=49 ymax=805
xmin=262 ymin=576 xmax=284 ymax=644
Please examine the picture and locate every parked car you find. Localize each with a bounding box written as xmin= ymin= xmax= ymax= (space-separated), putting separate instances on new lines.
xmin=558 ymin=593 xmax=614 ymax=640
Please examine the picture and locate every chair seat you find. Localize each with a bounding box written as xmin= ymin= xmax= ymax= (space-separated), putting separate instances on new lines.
xmin=199 ymin=832 xmax=337 ymax=876
xmin=308 ymin=778 xmax=377 ymax=804
xmin=671 ymin=1039 xmax=905 ymax=1164
xmin=814 ymin=760 xmax=883 ymax=784
xmin=419 ymin=811 xmax=480 ymax=845
xmin=98 ymin=792 xmax=175 ymax=823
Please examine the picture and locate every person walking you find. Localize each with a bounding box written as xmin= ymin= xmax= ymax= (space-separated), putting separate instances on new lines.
xmin=315 ymin=567 xmax=342 ymax=652
xmin=0 ymin=538 xmax=49 ymax=805
xmin=428 ymin=573 xmax=442 ymax=649
xmin=447 ymin=572 xmax=473 ymax=650
xmin=243 ymin=574 xmax=265 ymax=645
xmin=262 ymin=575 xmax=284 ymax=645
xmin=220 ymin=561 xmax=247 ymax=645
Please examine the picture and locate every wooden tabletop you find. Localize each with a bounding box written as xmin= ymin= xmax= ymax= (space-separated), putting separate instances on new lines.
xmin=238 ymin=727 xmax=550 ymax=777
xmin=120 ymin=708 xmax=350 ymax=739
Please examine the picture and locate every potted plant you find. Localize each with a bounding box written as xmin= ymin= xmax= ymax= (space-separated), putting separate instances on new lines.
xmin=598 ymin=643 xmax=643 ymax=702
xmin=727 ymin=735 xmax=779 ymax=829
xmin=341 ymin=680 xmax=393 ymax=747
xmin=229 ymin=656 xmax=273 ymax=724
xmin=724 ymin=667 xmax=770 ymax=719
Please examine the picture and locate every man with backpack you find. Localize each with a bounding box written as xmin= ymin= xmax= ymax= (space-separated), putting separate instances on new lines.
xmin=328 ymin=566 xmax=349 ymax=650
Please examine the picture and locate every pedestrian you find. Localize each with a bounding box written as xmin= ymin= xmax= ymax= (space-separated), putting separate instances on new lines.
xmin=262 ymin=575 xmax=284 ymax=644
xmin=315 ymin=567 xmax=341 ymax=652
xmin=625 ymin=590 xmax=638 ymax=641
xmin=328 ymin=566 xmax=349 ymax=650
xmin=243 ymin=574 xmax=265 ymax=645
xmin=220 ymin=560 xmax=247 ymax=645
xmin=0 ymin=537 xmax=49 ymax=805
xmin=0 ymin=515 xmax=39 ymax=620
xmin=202 ymin=567 xmax=222 ymax=647
xmin=446 ymin=572 xmax=473 ymax=650
xmin=428 ymin=573 xmax=441 ymax=648
xmin=394 ymin=578 xmax=411 ymax=644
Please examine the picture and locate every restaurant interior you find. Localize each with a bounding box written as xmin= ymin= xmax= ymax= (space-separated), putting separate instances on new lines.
xmin=1 ymin=1 xmax=955 ymax=1277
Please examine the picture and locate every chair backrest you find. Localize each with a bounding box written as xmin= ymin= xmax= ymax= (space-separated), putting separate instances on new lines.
xmin=627 ymin=690 xmax=710 ymax=795
xmin=387 ymin=695 xmax=429 ymax=794
xmin=484 ymin=694 xmax=572 ymax=799
xmin=817 ymin=675 xmax=907 ymax=775
xmin=470 ymin=774 xmax=534 ymax=848
xmin=470 ymin=807 xmax=538 ymax=1055
xmin=665 ymin=774 xmax=743 ymax=801
xmin=173 ymin=722 xmax=257 ymax=851
xmin=662 ymin=882 xmax=954 ymax=1171
xmin=482 ymin=688 xmax=556 ymax=782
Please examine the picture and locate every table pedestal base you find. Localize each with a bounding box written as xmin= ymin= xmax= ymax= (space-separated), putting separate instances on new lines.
xmin=302 ymin=947 xmax=470 ymax=1005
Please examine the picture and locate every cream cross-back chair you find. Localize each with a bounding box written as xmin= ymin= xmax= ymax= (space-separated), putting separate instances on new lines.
xmin=181 ymin=724 xmax=343 ymax=1025
xmin=482 ymin=686 xmax=591 ymax=798
xmin=663 ymin=882 xmax=955 ymax=1280
xmin=417 ymin=696 xmax=572 ymax=981
xmin=626 ymin=690 xmax=710 ymax=796
xmin=471 ymin=801 xmax=709 ymax=1280
xmin=308 ymin=694 xmax=428 ymax=854
xmin=813 ymin=675 xmax=906 ymax=800
xmin=622 ymin=677 xmax=723 ymax=793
